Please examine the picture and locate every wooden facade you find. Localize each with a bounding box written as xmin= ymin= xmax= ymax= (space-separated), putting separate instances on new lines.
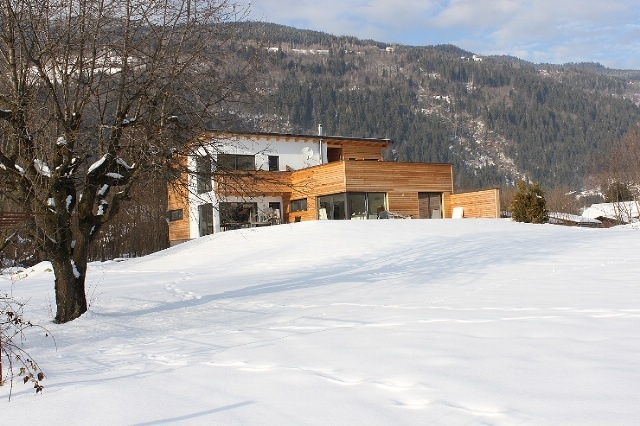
xmin=448 ymin=189 xmax=500 ymax=218
xmin=167 ymin=179 xmax=191 ymax=244
xmin=166 ymin=131 xmax=500 ymax=243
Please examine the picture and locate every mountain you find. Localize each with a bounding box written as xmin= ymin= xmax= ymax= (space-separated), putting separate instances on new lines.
xmin=235 ymin=23 xmax=640 ymax=190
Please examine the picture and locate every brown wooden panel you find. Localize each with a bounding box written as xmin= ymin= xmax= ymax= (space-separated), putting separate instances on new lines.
xmin=167 ymin=172 xmax=191 ymax=242
xmin=387 ymin=192 xmax=420 ymax=217
xmin=284 ymin=163 xmax=346 ymax=223
xmin=344 ymin=162 xmax=453 ymax=193
xmin=214 ymin=170 xmax=293 ymax=197
xmin=283 ymin=194 xmax=318 ymax=223
xmin=290 ymin=162 xmax=346 ymax=199
xmin=450 ymin=189 xmax=500 ymax=218
xmin=442 ymin=192 xmax=452 ymax=218
xmin=340 ymin=145 xmax=385 ymax=160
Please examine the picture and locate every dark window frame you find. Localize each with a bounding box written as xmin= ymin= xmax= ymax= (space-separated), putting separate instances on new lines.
xmin=290 ymin=198 xmax=308 ymax=212
xmin=198 ymin=203 xmax=214 ymax=236
xmin=217 ymin=154 xmax=256 ymax=171
xmin=196 ymin=156 xmax=212 ymax=193
xmin=268 ymin=155 xmax=279 ymax=171
xmin=167 ymin=209 xmax=183 ymax=221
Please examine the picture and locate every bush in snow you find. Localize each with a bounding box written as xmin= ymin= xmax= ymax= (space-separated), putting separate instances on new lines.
xmin=509 ymin=181 xmax=548 ymax=224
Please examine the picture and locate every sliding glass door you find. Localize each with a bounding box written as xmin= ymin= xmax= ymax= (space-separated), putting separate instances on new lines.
xmin=318 ymin=194 xmax=346 ymax=220
xmin=319 ymin=192 xmax=387 ymax=220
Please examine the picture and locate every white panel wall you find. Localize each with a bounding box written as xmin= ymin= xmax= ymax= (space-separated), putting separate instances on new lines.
xmin=219 ymin=135 xmax=324 ymax=170
xmin=187 ymin=135 xmax=325 ymax=237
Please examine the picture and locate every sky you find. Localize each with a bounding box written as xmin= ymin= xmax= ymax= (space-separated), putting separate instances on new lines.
xmin=246 ymin=0 xmax=640 ymax=70
xmin=2 ymin=220 xmax=640 ymax=424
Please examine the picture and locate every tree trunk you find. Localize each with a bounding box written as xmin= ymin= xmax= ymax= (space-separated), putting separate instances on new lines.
xmin=51 ymin=258 xmax=88 ymax=323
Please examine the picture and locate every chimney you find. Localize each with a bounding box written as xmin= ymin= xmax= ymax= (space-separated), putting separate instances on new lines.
xmin=318 ymin=124 xmax=324 ymax=164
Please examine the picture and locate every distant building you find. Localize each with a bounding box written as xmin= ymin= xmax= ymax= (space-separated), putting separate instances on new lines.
xmin=582 ymin=201 xmax=639 ymax=225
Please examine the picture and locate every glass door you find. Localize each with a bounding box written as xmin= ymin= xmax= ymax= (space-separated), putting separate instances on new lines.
xmin=418 ymin=193 xmax=442 ymax=219
xmin=317 ymin=194 xmax=347 ymax=220
xmin=198 ymin=203 xmax=214 ymax=236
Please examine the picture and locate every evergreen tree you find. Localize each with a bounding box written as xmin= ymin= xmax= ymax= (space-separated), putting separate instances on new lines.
xmin=604 ymin=182 xmax=634 ymax=202
xmin=509 ymin=182 xmax=548 ymax=223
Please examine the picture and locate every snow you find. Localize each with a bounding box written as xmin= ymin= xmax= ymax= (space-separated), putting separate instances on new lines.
xmin=2 ymin=219 xmax=640 ymax=424
xmin=116 ymin=157 xmax=134 ymax=169
xmin=548 ymin=211 xmax=601 ymax=224
xmin=33 ymin=159 xmax=52 ymax=177
xmin=97 ymin=184 xmax=109 ymax=196
xmin=106 ymin=172 xmax=124 ymax=179
xmin=87 ymin=155 xmax=107 ymax=174
xmin=582 ymin=202 xmax=639 ymax=223
xmin=97 ymin=199 xmax=108 ymax=216
xmin=56 ymin=136 xmax=67 ymax=146
xmin=71 ymin=260 xmax=80 ymax=279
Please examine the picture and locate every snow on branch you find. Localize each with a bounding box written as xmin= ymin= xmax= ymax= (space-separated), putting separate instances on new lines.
xmin=116 ymin=157 xmax=135 ymax=170
xmin=33 ymin=159 xmax=52 ymax=177
xmin=87 ymin=155 xmax=107 ymax=174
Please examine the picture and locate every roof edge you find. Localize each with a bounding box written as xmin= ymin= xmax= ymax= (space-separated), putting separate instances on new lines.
xmin=204 ymin=129 xmax=394 ymax=144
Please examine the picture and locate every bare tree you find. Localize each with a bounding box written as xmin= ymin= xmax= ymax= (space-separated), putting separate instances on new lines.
xmin=593 ymin=127 xmax=640 ymax=223
xmin=0 ymin=0 xmax=259 ymax=322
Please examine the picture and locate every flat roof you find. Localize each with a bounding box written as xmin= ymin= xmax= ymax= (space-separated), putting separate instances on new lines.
xmin=205 ymin=130 xmax=393 ymax=145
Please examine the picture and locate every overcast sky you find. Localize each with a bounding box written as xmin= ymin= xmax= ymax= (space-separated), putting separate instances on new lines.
xmin=246 ymin=0 xmax=640 ymax=70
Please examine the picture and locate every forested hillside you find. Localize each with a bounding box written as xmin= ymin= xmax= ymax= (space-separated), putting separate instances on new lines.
xmin=237 ymin=23 xmax=640 ymax=190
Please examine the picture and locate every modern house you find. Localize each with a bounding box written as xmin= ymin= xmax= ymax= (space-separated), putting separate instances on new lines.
xmin=167 ymin=129 xmax=500 ymax=245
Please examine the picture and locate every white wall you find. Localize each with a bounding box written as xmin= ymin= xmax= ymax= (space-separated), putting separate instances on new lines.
xmin=188 ymin=134 xmax=324 ymax=237
xmin=217 ymin=134 xmax=325 ymax=170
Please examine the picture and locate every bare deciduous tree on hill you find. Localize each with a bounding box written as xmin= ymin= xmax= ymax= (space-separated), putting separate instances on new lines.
xmin=591 ymin=127 xmax=640 ymax=223
xmin=0 ymin=0 xmax=259 ymax=323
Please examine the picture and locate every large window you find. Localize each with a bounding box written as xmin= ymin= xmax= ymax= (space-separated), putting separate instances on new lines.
xmin=317 ymin=194 xmax=346 ymax=220
xmin=217 ymin=154 xmax=255 ymax=171
xmin=319 ymin=192 xmax=386 ymax=220
xmin=290 ymin=198 xmax=308 ymax=212
xmin=366 ymin=193 xmax=386 ymax=218
xmin=196 ymin=156 xmax=212 ymax=193
xmin=220 ymin=202 xmax=256 ymax=230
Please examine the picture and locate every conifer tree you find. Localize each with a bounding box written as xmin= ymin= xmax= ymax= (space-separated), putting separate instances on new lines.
xmin=509 ymin=182 xmax=548 ymax=223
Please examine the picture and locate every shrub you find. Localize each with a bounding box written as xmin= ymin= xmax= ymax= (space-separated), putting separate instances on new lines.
xmin=1 ymin=292 xmax=48 ymax=400
xmin=509 ymin=181 xmax=548 ymax=223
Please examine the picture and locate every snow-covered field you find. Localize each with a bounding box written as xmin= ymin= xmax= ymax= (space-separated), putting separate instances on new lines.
xmin=2 ymin=219 xmax=640 ymax=425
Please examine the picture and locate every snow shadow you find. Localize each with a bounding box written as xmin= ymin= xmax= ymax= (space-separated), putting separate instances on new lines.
xmin=102 ymin=225 xmax=587 ymax=318
xmin=131 ymin=401 xmax=254 ymax=425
